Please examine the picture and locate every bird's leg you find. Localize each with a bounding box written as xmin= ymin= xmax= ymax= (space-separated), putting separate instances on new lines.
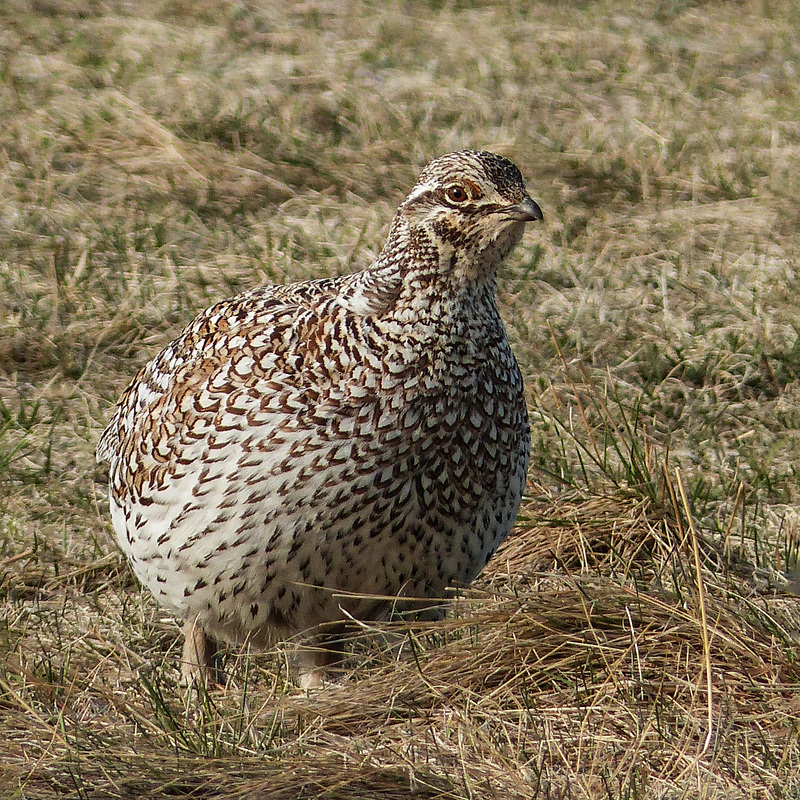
xmin=295 ymin=630 xmax=346 ymax=690
xmin=180 ymin=616 xmax=221 ymax=687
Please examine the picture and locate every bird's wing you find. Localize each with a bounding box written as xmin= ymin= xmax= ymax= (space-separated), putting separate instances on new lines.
xmin=96 ymin=279 xmax=340 ymax=464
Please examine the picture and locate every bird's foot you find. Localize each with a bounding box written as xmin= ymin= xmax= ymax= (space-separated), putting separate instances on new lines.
xmin=180 ymin=616 xmax=222 ymax=688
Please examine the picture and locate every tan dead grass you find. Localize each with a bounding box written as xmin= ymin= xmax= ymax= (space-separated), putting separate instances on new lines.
xmin=2 ymin=0 xmax=800 ymax=797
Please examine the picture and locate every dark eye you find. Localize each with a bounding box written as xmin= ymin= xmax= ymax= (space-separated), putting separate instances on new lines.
xmin=445 ymin=185 xmax=469 ymax=203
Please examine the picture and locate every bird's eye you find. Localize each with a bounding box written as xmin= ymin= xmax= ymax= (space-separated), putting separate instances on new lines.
xmin=445 ymin=185 xmax=469 ymax=203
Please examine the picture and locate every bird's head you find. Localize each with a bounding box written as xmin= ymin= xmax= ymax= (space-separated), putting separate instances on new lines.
xmin=393 ymin=150 xmax=542 ymax=282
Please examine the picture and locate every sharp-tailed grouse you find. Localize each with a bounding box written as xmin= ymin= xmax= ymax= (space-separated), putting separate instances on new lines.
xmin=97 ymin=150 xmax=542 ymax=688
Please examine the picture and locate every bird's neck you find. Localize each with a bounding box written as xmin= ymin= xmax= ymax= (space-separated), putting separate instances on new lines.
xmin=373 ymin=218 xmax=501 ymax=316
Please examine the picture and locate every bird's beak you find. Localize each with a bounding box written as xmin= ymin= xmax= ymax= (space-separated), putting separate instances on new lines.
xmin=504 ymin=196 xmax=543 ymax=222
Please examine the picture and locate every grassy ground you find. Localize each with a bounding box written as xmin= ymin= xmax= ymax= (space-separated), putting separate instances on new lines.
xmin=1 ymin=1 xmax=800 ymax=797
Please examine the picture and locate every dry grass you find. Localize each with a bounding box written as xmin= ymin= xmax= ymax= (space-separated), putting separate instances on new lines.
xmin=2 ymin=0 xmax=800 ymax=797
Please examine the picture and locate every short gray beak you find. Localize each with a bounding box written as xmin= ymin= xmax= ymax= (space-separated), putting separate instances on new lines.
xmin=504 ymin=196 xmax=543 ymax=222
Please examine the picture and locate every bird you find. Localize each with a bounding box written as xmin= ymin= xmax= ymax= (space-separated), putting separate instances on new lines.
xmin=96 ymin=150 xmax=543 ymax=689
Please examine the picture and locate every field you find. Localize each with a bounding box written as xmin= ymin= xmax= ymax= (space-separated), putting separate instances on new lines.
xmin=2 ymin=1 xmax=800 ymax=797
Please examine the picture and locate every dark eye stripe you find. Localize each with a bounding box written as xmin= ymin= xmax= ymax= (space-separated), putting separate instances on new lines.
xmin=403 ymin=189 xmax=507 ymax=218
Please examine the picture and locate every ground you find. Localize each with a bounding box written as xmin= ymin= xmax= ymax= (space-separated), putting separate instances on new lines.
xmin=1 ymin=1 xmax=799 ymax=798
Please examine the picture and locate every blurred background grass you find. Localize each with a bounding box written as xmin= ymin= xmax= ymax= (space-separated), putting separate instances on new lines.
xmin=1 ymin=1 xmax=799 ymax=798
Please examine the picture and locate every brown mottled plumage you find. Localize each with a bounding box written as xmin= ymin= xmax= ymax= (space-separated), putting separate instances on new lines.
xmin=97 ymin=150 xmax=542 ymax=688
